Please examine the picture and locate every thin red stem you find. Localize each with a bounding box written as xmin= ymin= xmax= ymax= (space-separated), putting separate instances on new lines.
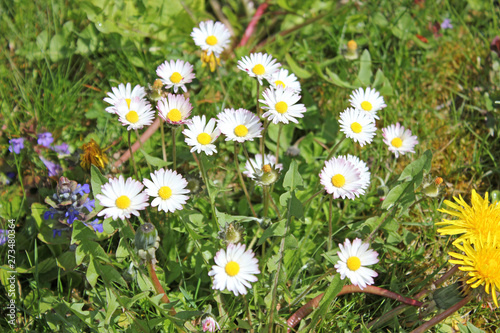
xmin=147 ymin=261 xmax=176 ymax=316
xmin=237 ymin=2 xmax=269 ymax=47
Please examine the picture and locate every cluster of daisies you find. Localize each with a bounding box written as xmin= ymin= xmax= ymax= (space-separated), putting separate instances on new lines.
xmin=436 ymin=190 xmax=500 ymax=307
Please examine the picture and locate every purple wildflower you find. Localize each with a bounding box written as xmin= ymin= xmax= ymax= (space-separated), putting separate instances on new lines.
xmin=37 ymin=132 xmax=54 ymax=147
xmin=75 ymin=184 xmax=90 ymax=196
xmin=40 ymin=156 xmax=62 ymax=177
xmin=53 ymin=229 xmax=63 ymax=238
xmin=0 ymin=229 xmax=8 ymax=245
xmin=441 ymin=19 xmax=453 ymax=29
xmin=8 ymin=138 xmax=25 ymax=154
xmin=53 ymin=143 xmax=70 ymax=155
xmin=84 ymin=219 xmax=104 ymax=233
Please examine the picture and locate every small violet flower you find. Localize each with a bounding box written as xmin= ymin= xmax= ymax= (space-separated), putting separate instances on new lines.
xmin=441 ymin=19 xmax=453 ymax=30
xmin=84 ymin=219 xmax=104 ymax=233
xmin=53 ymin=229 xmax=63 ymax=238
xmin=8 ymin=138 xmax=25 ymax=154
xmin=53 ymin=143 xmax=70 ymax=155
xmin=40 ymin=156 xmax=62 ymax=177
xmin=0 ymin=229 xmax=9 ymax=246
xmin=37 ymin=132 xmax=54 ymax=147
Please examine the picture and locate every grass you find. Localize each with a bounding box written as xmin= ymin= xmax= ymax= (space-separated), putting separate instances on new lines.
xmin=1 ymin=0 xmax=500 ymax=331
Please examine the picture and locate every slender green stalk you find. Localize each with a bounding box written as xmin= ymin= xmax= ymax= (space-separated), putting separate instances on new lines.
xmin=146 ymin=260 xmax=174 ymax=311
xmin=135 ymin=129 xmax=151 ymax=173
xmin=260 ymin=120 xmax=270 ymax=167
xmin=263 ymin=185 xmax=270 ymax=218
xmin=241 ymin=144 xmax=257 ymax=173
xmin=128 ymin=131 xmax=138 ymax=178
xmin=275 ymin=124 xmax=283 ymax=164
xmin=193 ymin=152 xmax=219 ymax=231
xmin=217 ymin=66 xmax=229 ymax=104
xmin=160 ymin=121 xmax=167 ymax=163
xmin=268 ymin=187 xmax=294 ymax=331
xmin=172 ymin=127 xmax=177 ymax=170
xmin=325 ymin=136 xmax=346 ymax=161
xmin=243 ymin=296 xmax=254 ymax=333
xmin=327 ymin=196 xmax=333 ymax=251
xmin=303 ymin=189 xmax=325 ymax=207
xmin=234 ymin=142 xmax=257 ymax=218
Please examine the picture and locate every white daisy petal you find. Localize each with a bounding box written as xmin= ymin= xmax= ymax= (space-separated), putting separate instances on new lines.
xmin=243 ymin=154 xmax=283 ymax=179
xmin=103 ymin=83 xmax=146 ymax=113
xmin=142 ymin=168 xmax=190 ymax=213
xmin=349 ymin=87 xmax=386 ymax=120
xmin=115 ymin=97 xmax=155 ymax=131
xmin=157 ymin=94 xmax=193 ymax=125
xmin=382 ymin=123 xmax=419 ymax=158
xmin=157 ymin=59 xmax=196 ymax=93
xmin=319 ymin=155 xmax=370 ymax=200
xmin=266 ymin=68 xmax=301 ymax=93
xmin=96 ymin=175 xmax=149 ymax=220
xmin=339 ymin=108 xmax=377 ymax=147
xmin=335 ymin=238 xmax=379 ymax=290
xmin=208 ymin=243 xmax=260 ymax=296
xmin=182 ymin=115 xmax=220 ymax=155
xmin=191 ymin=20 xmax=231 ymax=57
xmin=260 ymin=87 xmax=306 ymax=125
xmin=237 ymin=53 xmax=281 ymax=85
xmin=216 ymin=108 xmax=263 ymax=143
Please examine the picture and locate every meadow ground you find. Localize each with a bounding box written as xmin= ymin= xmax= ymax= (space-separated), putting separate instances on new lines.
xmin=1 ymin=0 xmax=500 ymax=332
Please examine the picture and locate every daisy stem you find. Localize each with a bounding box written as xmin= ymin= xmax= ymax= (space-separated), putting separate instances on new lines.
xmin=327 ymin=196 xmax=333 ymax=251
xmin=326 ymin=136 xmax=346 ymax=161
xmin=160 ymin=121 xmax=168 ymax=163
xmin=256 ymin=79 xmax=261 ymax=117
xmin=409 ymin=295 xmax=472 ymax=333
xmin=135 ymin=129 xmax=152 ymax=173
xmin=275 ymin=124 xmax=283 ymax=164
xmin=241 ymin=144 xmax=257 ymax=174
xmin=146 ymin=260 xmax=176 ymax=315
xmin=172 ymin=127 xmax=177 ymax=170
xmin=194 ymin=153 xmax=219 ymax=231
xmin=366 ymin=205 xmax=398 ymax=242
xmin=243 ymin=296 xmax=254 ymax=333
xmin=268 ymin=186 xmax=294 ymax=331
xmin=128 ymin=131 xmax=139 ymax=178
xmin=303 ymin=189 xmax=325 ymax=207
xmin=234 ymin=142 xmax=258 ymax=218
xmin=263 ymin=185 xmax=270 ymax=218
xmin=260 ymin=120 xmax=270 ymax=167
xmin=216 ymin=66 xmax=229 ymax=104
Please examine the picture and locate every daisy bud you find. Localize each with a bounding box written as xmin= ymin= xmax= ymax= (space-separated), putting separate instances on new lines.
xmin=201 ymin=315 xmax=220 ymax=332
xmin=135 ymin=223 xmax=160 ymax=264
xmin=347 ymin=40 xmax=358 ymax=52
xmin=218 ymin=223 xmax=245 ymax=245
xmin=490 ymin=190 xmax=500 ymax=204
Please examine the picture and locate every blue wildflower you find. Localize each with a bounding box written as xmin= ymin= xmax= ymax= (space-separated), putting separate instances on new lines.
xmin=8 ymin=138 xmax=25 ymax=154
xmin=53 ymin=229 xmax=63 ymax=238
xmin=37 ymin=132 xmax=54 ymax=147
xmin=0 ymin=229 xmax=8 ymax=245
xmin=53 ymin=143 xmax=70 ymax=155
xmin=84 ymin=219 xmax=104 ymax=233
xmin=441 ymin=19 xmax=453 ymax=30
xmin=40 ymin=156 xmax=62 ymax=177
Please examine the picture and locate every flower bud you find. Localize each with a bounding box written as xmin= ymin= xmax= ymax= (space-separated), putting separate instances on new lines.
xmin=218 ymin=223 xmax=245 ymax=245
xmin=135 ymin=223 xmax=160 ymax=264
xmin=201 ymin=315 xmax=220 ymax=332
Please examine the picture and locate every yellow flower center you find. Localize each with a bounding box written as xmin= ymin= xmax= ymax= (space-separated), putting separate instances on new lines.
xmin=347 ymin=256 xmax=361 ymax=271
xmin=225 ymin=261 xmax=240 ymax=277
xmin=252 ymin=64 xmax=265 ymax=75
xmin=351 ymin=122 xmax=362 ymax=133
xmin=170 ymin=72 xmax=183 ymax=84
xmin=206 ymin=35 xmax=218 ymax=46
xmin=361 ymin=101 xmax=372 ymax=111
xmin=262 ymin=164 xmax=272 ymax=173
xmin=197 ymin=132 xmax=212 ymax=145
xmin=331 ymin=174 xmax=346 ymax=188
xmin=234 ymin=125 xmax=249 ymax=137
xmin=275 ymin=80 xmax=286 ymax=88
xmin=158 ymin=186 xmax=172 ymax=199
xmin=125 ymin=98 xmax=132 ymax=109
xmin=116 ymin=195 xmax=131 ymax=209
xmin=275 ymin=101 xmax=288 ymax=114
xmin=167 ymin=109 xmax=182 ymax=122
xmin=125 ymin=111 xmax=139 ymax=124
xmin=347 ymin=40 xmax=357 ymax=51
xmin=391 ymin=137 xmax=403 ymax=148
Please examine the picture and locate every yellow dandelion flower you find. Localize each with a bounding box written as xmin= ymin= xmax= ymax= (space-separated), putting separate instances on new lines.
xmin=80 ymin=139 xmax=108 ymax=170
xmin=436 ymin=190 xmax=500 ymax=244
xmin=448 ymin=239 xmax=500 ymax=307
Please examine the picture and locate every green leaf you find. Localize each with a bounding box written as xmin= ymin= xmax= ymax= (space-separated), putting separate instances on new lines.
xmin=283 ymin=160 xmax=304 ymax=191
xmin=86 ymin=259 xmax=99 ymax=287
xmin=279 ymin=191 xmax=303 ymax=218
xmin=325 ymin=68 xmax=356 ymax=88
xmin=90 ymin=165 xmax=108 ymax=212
xmin=285 ymin=53 xmax=312 ymax=79
xmin=309 ymin=275 xmax=344 ymax=329
xmin=99 ymin=264 xmax=127 ymax=287
xmin=398 ymin=150 xmax=433 ymax=182
xmin=257 ymin=220 xmax=286 ymax=246
xmin=356 ymin=49 xmax=373 ymax=86
xmin=381 ymin=182 xmax=413 ymax=210
xmin=140 ymin=149 xmax=168 ymax=168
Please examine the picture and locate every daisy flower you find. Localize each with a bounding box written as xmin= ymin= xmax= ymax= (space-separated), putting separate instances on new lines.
xmin=341 ymin=154 xmax=371 ymax=190
xmin=266 ymin=68 xmax=301 ymax=93
xmin=143 ymin=168 xmax=190 ymax=213
xmin=339 ymin=108 xmax=377 ymax=147
xmin=349 ymin=87 xmax=386 ymax=120
xmin=96 ymin=175 xmax=149 ymax=221
xmin=382 ymin=123 xmax=418 ymax=158
xmin=103 ymin=83 xmax=146 ymax=113
xmin=243 ymin=154 xmax=283 ymax=179
xmin=157 ymin=94 xmax=193 ymax=125
xmin=335 ymin=238 xmax=379 ymax=290
xmin=201 ymin=316 xmax=220 ymax=332
xmin=237 ymin=53 xmax=281 ymax=85
xmin=260 ymin=87 xmax=306 ymax=125
xmin=217 ymin=108 xmax=263 ymax=143
xmin=436 ymin=190 xmax=500 ymax=245
xmin=319 ymin=156 xmax=365 ymax=200
xmin=208 ymin=243 xmax=260 ymax=296
xmin=157 ymin=59 xmax=196 ymax=93
xmin=191 ymin=20 xmax=231 ymax=57
xmin=182 ymin=115 xmax=220 ymax=155
xmin=115 ymin=97 xmax=155 ymax=130
xmin=449 ymin=239 xmax=500 ymax=307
